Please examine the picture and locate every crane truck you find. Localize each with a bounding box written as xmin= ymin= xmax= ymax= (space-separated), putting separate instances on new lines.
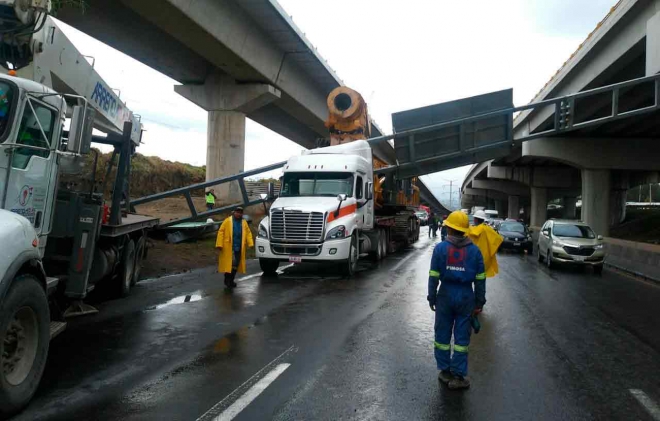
xmin=0 ymin=1 xmax=157 ymax=415
xmin=256 ymin=87 xmax=421 ymax=276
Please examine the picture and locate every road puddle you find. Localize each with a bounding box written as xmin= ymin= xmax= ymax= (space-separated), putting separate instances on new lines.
xmin=146 ymin=292 xmax=204 ymax=310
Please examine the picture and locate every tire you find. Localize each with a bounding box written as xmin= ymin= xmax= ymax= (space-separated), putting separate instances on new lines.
xmin=259 ymin=259 xmax=279 ymax=275
xmin=341 ymin=235 xmax=358 ymax=277
xmin=380 ymin=230 xmax=388 ymax=258
xmin=593 ymin=265 xmax=603 ymax=275
xmin=371 ymin=232 xmax=383 ymax=262
xmin=546 ymin=251 xmax=554 ymax=269
xmin=0 ymin=274 xmax=50 ymax=418
xmin=119 ymin=239 xmax=136 ymax=297
xmin=132 ymin=236 xmax=146 ymax=286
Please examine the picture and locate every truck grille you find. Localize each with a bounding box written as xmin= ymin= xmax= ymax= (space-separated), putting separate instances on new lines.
xmin=270 ymin=210 xmax=324 ymax=242
xmin=563 ymin=246 xmax=595 ymax=256
xmin=271 ymin=244 xmax=322 ymax=256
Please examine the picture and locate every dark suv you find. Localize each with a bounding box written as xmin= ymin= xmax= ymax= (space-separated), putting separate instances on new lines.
xmin=496 ymin=220 xmax=533 ymax=253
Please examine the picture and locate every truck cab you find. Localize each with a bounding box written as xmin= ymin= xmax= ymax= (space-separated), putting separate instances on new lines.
xmin=256 ymin=140 xmax=375 ymax=276
xmin=0 ymin=75 xmax=66 ymax=252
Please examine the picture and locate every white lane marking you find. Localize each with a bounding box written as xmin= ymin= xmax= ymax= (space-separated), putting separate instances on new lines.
xmin=214 ymin=363 xmax=290 ymax=421
xmin=630 ymin=389 xmax=660 ymax=420
xmin=196 ymin=345 xmax=295 ymax=421
xmin=237 ymin=264 xmax=294 ymax=282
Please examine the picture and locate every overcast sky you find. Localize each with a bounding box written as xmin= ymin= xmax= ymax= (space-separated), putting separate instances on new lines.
xmin=58 ymin=0 xmax=616 ymax=209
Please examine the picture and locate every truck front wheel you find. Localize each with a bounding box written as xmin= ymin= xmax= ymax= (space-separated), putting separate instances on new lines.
xmin=0 ymin=274 xmax=50 ymax=417
xmin=341 ymin=235 xmax=358 ymax=277
xmin=259 ymin=259 xmax=279 ymax=276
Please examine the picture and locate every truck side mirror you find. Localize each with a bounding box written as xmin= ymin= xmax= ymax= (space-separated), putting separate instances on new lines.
xmin=68 ymin=106 xmax=96 ymax=154
xmin=542 ymin=229 xmax=550 ymax=237
xmin=597 ymin=235 xmax=603 ymax=240
xmin=267 ymin=182 xmax=276 ymax=200
xmin=337 ymin=194 xmax=347 ymax=202
xmin=366 ymin=182 xmax=373 ymax=200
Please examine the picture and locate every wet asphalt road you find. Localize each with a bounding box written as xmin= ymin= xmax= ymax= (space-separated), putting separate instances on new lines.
xmin=11 ymin=228 xmax=660 ymax=421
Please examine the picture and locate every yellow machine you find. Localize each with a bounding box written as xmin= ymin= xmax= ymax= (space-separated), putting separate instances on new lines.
xmin=325 ymin=86 xmax=419 ymax=209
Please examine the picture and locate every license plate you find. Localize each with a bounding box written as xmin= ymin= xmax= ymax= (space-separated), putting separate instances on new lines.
xmin=573 ymin=256 xmax=585 ymax=262
xmin=513 ymin=242 xmax=521 ymax=246
xmin=289 ymin=256 xmax=302 ymax=264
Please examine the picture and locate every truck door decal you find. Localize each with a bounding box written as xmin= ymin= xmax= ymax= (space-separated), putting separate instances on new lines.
xmin=327 ymin=203 xmax=357 ymax=223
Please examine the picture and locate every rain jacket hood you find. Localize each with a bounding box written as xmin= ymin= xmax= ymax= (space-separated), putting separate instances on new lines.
xmin=445 ymin=235 xmax=472 ymax=248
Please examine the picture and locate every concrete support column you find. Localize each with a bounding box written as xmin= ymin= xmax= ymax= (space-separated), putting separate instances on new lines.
xmin=175 ymin=73 xmax=281 ymax=203
xmin=494 ymin=199 xmax=505 ymax=218
xmin=508 ymin=195 xmax=520 ymax=220
xmin=581 ymin=169 xmax=611 ymax=237
xmin=207 ymin=111 xmax=246 ymax=200
xmin=647 ymin=10 xmax=660 ymax=75
xmin=530 ymin=187 xmax=547 ymax=228
xmin=563 ymin=196 xmax=577 ymax=219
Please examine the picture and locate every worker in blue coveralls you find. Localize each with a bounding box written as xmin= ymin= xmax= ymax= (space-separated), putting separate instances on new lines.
xmin=428 ymin=210 xmax=486 ymax=389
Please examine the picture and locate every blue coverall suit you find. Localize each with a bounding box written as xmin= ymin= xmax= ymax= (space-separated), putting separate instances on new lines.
xmin=428 ymin=236 xmax=486 ymax=377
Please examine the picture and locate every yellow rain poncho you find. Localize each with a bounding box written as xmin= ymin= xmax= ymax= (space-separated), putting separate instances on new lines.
xmin=215 ymin=217 xmax=254 ymax=274
xmin=467 ymin=224 xmax=503 ymax=278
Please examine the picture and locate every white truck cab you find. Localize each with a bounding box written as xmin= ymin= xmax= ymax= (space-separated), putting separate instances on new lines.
xmin=257 ymin=141 xmax=376 ymax=276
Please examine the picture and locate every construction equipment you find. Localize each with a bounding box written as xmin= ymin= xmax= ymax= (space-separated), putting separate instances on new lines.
xmin=0 ymin=3 xmax=156 ymax=415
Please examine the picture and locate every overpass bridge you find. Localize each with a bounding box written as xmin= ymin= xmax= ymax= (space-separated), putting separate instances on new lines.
xmin=460 ymin=0 xmax=660 ymax=236
xmin=56 ymin=0 xmax=444 ymax=211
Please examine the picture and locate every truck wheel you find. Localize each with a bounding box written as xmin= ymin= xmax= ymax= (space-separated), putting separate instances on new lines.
xmin=370 ymin=232 xmax=383 ymax=262
xmin=341 ymin=235 xmax=358 ymax=277
xmin=0 ymin=274 xmax=50 ymax=418
xmin=381 ymin=230 xmax=388 ymax=258
xmin=132 ymin=236 xmax=146 ymax=286
xmin=119 ymin=240 xmax=136 ymax=297
xmin=259 ymin=259 xmax=279 ymax=276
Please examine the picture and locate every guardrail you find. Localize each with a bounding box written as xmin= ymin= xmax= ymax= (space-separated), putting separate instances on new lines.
xmin=131 ymin=161 xmax=285 ymax=228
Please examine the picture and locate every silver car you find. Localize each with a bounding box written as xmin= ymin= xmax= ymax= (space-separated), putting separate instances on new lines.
xmin=537 ymin=219 xmax=605 ymax=274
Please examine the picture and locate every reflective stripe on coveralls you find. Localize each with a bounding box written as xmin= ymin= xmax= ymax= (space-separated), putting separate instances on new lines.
xmin=429 ymin=270 xmax=440 ymax=278
xmin=453 ymin=344 xmax=469 ymax=353
xmin=434 ymin=342 xmax=450 ymax=351
xmin=475 ymin=272 xmax=486 ymax=280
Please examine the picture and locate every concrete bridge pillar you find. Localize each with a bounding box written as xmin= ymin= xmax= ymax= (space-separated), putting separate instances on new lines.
xmin=508 ymin=195 xmax=520 ymax=220
xmin=581 ymin=169 xmax=611 ymax=237
xmin=563 ymin=196 xmax=577 ymax=219
xmin=175 ymin=73 xmax=281 ymax=203
xmin=494 ymin=199 xmax=505 ymax=218
xmin=530 ymin=187 xmax=547 ymax=228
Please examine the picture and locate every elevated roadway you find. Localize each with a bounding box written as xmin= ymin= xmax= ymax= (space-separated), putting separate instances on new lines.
xmin=57 ymin=0 xmax=439 ymax=205
xmin=461 ymin=0 xmax=660 ymax=236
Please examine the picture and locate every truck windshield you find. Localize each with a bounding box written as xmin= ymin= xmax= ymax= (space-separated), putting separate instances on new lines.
xmin=0 ymin=81 xmax=14 ymax=139
xmin=280 ymin=172 xmax=354 ymax=197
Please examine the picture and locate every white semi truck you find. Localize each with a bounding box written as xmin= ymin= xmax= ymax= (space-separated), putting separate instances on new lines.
xmin=0 ymin=2 xmax=157 ymax=415
xmin=256 ymin=87 xmax=421 ymax=276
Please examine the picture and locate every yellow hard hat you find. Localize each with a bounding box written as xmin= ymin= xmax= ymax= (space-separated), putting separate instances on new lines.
xmin=443 ymin=211 xmax=469 ymax=233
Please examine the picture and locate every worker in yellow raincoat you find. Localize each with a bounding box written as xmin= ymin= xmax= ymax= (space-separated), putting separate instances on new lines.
xmin=467 ymin=210 xmax=502 ymax=312
xmin=216 ymin=207 xmax=254 ymax=288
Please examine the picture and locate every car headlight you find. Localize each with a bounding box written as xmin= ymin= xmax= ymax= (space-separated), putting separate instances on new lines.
xmin=527 ymin=235 xmax=532 ymax=241
xmin=552 ymin=239 xmax=563 ymax=246
xmin=595 ymin=244 xmax=604 ymax=250
xmin=326 ymin=225 xmax=346 ymax=240
xmin=258 ymin=224 xmax=268 ymax=239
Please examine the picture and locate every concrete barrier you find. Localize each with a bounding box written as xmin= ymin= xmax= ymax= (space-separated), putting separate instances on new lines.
xmin=604 ymin=237 xmax=660 ymax=282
